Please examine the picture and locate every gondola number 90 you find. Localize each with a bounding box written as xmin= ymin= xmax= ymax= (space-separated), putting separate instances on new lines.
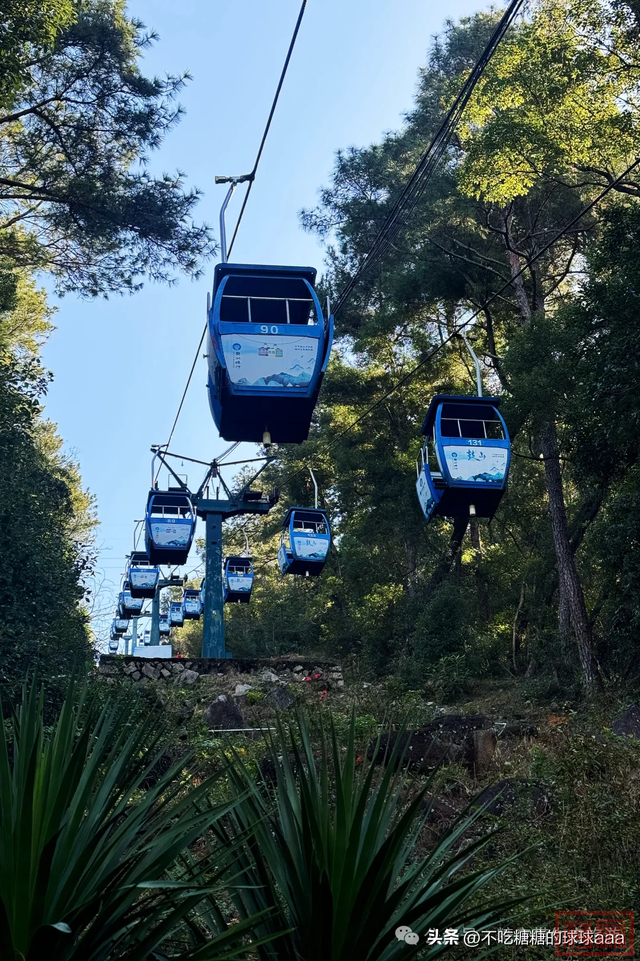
xmin=260 ymin=325 xmax=279 ymax=334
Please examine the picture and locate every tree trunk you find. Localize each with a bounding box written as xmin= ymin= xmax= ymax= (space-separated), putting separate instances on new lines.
xmin=405 ymin=540 xmax=418 ymax=595
xmin=539 ymin=420 xmax=600 ymax=687
xmin=501 ymin=211 xmax=598 ymax=689
xmin=558 ymin=582 xmax=572 ymax=652
xmin=512 ymin=581 xmax=525 ymax=674
xmin=469 ymin=520 xmax=491 ymax=620
xmin=469 ymin=519 xmax=482 ymax=552
xmin=428 ymin=517 xmax=468 ymax=593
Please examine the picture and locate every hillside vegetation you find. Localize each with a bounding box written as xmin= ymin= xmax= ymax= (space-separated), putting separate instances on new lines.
xmin=2 ymin=0 xmax=640 ymax=957
xmin=197 ymin=0 xmax=640 ymax=701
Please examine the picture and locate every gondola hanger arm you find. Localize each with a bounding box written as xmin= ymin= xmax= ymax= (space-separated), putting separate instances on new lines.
xmin=215 ymin=173 xmax=254 ymax=265
xmin=309 ymin=468 xmax=318 ymax=509
xmin=150 ymin=446 xmax=191 ymax=493
xmin=460 ymin=333 xmax=483 ymax=397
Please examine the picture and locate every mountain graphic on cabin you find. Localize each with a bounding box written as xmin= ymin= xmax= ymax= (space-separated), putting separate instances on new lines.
xmin=467 ymin=466 xmax=505 ymax=483
xmin=237 ymin=363 xmax=313 ymax=388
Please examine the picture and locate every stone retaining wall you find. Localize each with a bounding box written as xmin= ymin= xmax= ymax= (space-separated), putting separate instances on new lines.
xmin=97 ymin=655 xmax=343 ymax=688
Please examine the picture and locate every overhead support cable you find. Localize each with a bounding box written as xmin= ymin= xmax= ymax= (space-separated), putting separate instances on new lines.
xmin=332 ymin=0 xmax=525 ymax=316
xmin=226 ymin=0 xmax=308 ymax=259
xmin=160 ymin=324 xmax=208 ymax=459
xmin=275 ymin=158 xmax=639 ymax=492
xmin=158 ymin=0 xmax=308 ymax=457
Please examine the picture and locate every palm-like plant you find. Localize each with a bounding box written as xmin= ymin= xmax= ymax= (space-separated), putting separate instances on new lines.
xmin=0 ymin=681 xmax=273 ymax=961
xmin=219 ymin=714 xmax=523 ymax=961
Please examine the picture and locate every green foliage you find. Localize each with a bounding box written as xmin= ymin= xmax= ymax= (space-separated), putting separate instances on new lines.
xmin=0 ymin=268 xmax=95 ymax=704
xmin=0 ymin=1 xmax=76 ymax=107
xmin=458 ymin=0 xmax=640 ymax=203
xmin=0 ymin=0 xmax=214 ymax=295
xmin=218 ymin=713 xmax=524 ymax=961
xmin=411 ymin=583 xmax=475 ymax=670
xmin=0 ymin=679 xmax=276 ymax=960
xmin=426 ymin=654 xmax=474 ymax=702
xmin=468 ymin=720 xmax=640 ymax=938
xmin=230 ymin=0 xmax=640 ymax=690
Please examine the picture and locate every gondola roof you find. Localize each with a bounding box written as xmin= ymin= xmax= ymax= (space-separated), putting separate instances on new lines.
xmin=420 ymin=394 xmax=503 ymax=436
xmin=213 ymin=262 xmax=317 ymax=293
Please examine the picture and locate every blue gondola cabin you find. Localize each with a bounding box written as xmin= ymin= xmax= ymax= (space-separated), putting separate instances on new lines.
xmin=278 ymin=508 xmax=331 ymax=577
xmin=145 ymin=489 xmax=196 ymax=566
xmin=223 ymin=556 xmax=254 ymax=603
xmin=117 ymin=584 xmax=144 ymax=618
xmin=416 ymin=395 xmax=511 ymax=523
xmin=159 ymin=614 xmax=171 ymax=636
xmin=169 ymin=601 xmax=185 ymax=627
xmin=111 ymin=616 xmax=128 ymax=636
xmin=126 ymin=551 xmax=160 ymax=599
xmin=207 ymin=264 xmax=333 ymax=443
xmin=182 ymin=588 xmax=202 ymax=620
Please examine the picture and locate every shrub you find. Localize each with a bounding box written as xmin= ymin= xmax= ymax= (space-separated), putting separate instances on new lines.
xmin=0 ymin=679 xmax=275 ymax=960
xmin=217 ymin=713 xmax=525 ymax=961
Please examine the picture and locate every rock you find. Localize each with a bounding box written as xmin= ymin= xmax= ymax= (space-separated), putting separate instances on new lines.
xmin=131 ymin=671 xmax=141 ymax=680
xmin=368 ymin=731 xmax=463 ymax=771
xmin=474 ymin=779 xmax=551 ymax=817
xmin=368 ymin=715 xmax=495 ymax=774
xmin=98 ymin=664 xmax=119 ymax=676
xmin=265 ymin=687 xmax=295 ymax=710
xmin=466 ymin=729 xmax=497 ymax=777
xmin=612 ymin=704 xmax=640 ymax=739
xmin=422 ymin=793 xmax=459 ymax=823
xmin=369 ymin=715 xmax=494 ymax=773
xmin=205 ymin=695 xmax=244 ymax=730
xmin=234 ymin=683 xmax=252 ymax=696
xmin=293 ymin=665 xmax=304 ymax=673
xmin=123 ymin=662 xmax=137 ymax=674
xmin=142 ymin=664 xmax=159 ymax=680
xmin=260 ymin=670 xmax=280 ymax=683
xmin=423 ymin=714 xmax=492 ymax=744
xmin=160 ymin=668 xmax=171 ymax=678
xmin=181 ymin=669 xmax=199 ymax=685
xmin=172 ymin=661 xmax=185 ymax=672
xmin=500 ymin=720 xmax=538 ymax=737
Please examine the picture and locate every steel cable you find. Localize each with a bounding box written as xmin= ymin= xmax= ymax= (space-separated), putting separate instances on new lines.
xmin=158 ymin=0 xmax=308 ymax=460
xmin=333 ymin=0 xmax=525 ymax=315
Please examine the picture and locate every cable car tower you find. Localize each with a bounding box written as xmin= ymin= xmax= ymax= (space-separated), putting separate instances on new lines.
xmin=150 ymin=445 xmax=277 ymax=658
xmin=119 ymin=156 xmax=333 ymax=659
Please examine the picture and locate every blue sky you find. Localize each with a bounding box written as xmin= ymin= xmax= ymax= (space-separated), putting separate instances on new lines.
xmin=40 ymin=0 xmax=486 ymax=644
